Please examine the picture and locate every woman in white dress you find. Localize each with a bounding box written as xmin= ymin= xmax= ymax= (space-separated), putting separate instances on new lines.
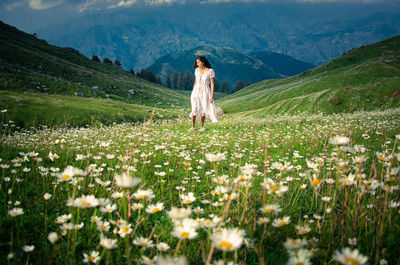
xmin=189 ymin=56 xmax=218 ymax=131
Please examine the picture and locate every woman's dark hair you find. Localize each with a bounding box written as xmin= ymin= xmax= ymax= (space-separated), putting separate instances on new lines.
xmin=192 ymin=56 xmax=212 ymax=69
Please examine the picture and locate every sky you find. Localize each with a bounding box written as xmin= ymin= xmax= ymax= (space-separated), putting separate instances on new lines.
xmin=1 ymin=0 xmax=400 ymax=33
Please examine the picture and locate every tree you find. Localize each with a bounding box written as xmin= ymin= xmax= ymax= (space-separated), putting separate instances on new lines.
xmin=172 ymin=71 xmax=178 ymax=89
xmin=232 ymin=80 xmax=246 ymax=93
xmin=92 ymin=55 xmax=101 ymax=63
xmin=165 ymin=72 xmax=172 ymax=88
xmin=156 ymin=76 xmax=162 ymax=85
xmin=178 ymin=72 xmax=184 ymax=90
xmin=102 ymin=57 xmax=113 ymax=65
xmin=129 ymin=68 xmax=135 ymax=75
xmin=214 ymin=78 xmax=220 ymax=92
xmin=136 ymin=69 xmax=158 ymax=83
xmin=114 ymin=59 xmax=122 ymax=68
xmin=183 ymin=70 xmax=193 ymax=90
xmin=221 ymin=80 xmax=229 ymax=94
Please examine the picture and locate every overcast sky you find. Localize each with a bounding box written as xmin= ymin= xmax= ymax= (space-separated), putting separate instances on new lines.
xmin=1 ymin=0 xmax=400 ymax=33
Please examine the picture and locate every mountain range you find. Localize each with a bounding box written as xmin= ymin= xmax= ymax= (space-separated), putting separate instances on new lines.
xmin=36 ymin=3 xmax=400 ymax=71
xmin=147 ymin=45 xmax=314 ymax=89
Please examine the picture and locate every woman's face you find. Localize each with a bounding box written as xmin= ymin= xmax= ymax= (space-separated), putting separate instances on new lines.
xmin=196 ymin=59 xmax=204 ymax=68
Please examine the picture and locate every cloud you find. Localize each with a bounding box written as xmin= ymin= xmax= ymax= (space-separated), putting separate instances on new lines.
xmin=108 ymin=0 xmax=137 ymax=9
xmin=28 ymin=0 xmax=62 ymax=9
xmin=5 ymin=1 xmax=27 ymax=11
xmin=78 ymin=0 xmax=101 ymax=12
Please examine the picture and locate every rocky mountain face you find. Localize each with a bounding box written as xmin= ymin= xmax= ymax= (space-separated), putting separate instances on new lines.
xmin=147 ymin=45 xmax=314 ymax=88
xmin=37 ymin=3 xmax=400 ymax=71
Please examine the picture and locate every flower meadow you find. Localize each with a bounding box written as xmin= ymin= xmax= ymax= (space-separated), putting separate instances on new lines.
xmin=1 ymin=109 xmax=400 ymax=265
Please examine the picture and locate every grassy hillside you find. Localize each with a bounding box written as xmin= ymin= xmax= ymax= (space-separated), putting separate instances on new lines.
xmin=218 ymin=35 xmax=400 ymax=116
xmin=0 ymin=21 xmax=189 ymax=127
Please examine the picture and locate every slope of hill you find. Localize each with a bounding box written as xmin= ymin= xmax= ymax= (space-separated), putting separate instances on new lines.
xmin=0 ymin=21 xmax=189 ymax=127
xmin=218 ymin=35 xmax=400 ymax=115
xmin=147 ymin=45 xmax=282 ymax=89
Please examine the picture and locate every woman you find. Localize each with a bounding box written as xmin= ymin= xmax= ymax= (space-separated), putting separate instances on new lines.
xmin=189 ymin=56 xmax=218 ymax=131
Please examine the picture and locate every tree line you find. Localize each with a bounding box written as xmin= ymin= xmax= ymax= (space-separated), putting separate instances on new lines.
xmin=92 ymin=55 xmax=249 ymax=94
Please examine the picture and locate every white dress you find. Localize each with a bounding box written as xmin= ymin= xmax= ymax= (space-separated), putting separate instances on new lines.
xmin=190 ymin=68 xmax=218 ymax=123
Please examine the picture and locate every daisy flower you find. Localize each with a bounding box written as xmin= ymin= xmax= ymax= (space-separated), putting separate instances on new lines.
xmin=333 ymin=247 xmax=368 ymax=265
xmin=133 ymin=237 xmax=154 ymax=248
xmin=272 ymin=216 xmax=291 ymax=228
xmin=180 ymin=192 xmax=196 ymax=204
xmin=146 ymin=202 xmax=164 ymax=214
xmin=211 ymin=227 xmax=245 ymax=252
xmin=133 ymin=189 xmax=155 ymax=201
xmin=83 ymin=250 xmax=100 ymax=263
xmin=259 ymin=204 xmax=282 ymax=215
xmin=8 ymin=208 xmax=24 ymax=217
xmin=171 ymin=218 xmax=199 ymax=240
xmin=100 ymin=234 xmax=118 ymax=250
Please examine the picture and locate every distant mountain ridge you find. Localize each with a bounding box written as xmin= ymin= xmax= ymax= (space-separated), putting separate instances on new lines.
xmin=147 ymin=45 xmax=314 ymax=89
xmin=36 ymin=3 xmax=400 ymax=70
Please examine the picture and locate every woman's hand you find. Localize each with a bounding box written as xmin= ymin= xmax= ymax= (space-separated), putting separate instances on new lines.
xmin=209 ymin=97 xmax=214 ymax=103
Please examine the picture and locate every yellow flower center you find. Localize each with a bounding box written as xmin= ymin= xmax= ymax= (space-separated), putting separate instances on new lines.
xmin=89 ymin=256 xmax=95 ymax=262
xmin=62 ymin=174 xmax=70 ymax=180
xmin=181 ymin=232 xmax=190 ymax=238
xmin=385 ymin=185 xmax=391 ymax=191
xmin=312 ymin=179 xmax=320 ymax=185
xmin=366 ymin=185 xmax=371 ymax=190
xmin=278 ymin=221 xmax=287 ymax=227
xmin=134 ymin=206 xmax=140 ymax=210
xmin=379 ymin=156 xmax=385 ymax=161
xmin=301 ymin=230 xmax=308 ymax=234
xmin=186 ymin=163 xmax=191 ymax=167
xmin=295 ymin=262 xmax=304 ymax=265
xmin=138 ymin=195 xmax=148 ymax=199
xmin=140 ymin=243 xmax=148 ymax=247
xmin=344 ymin=179 xmax=351 ymax=184
xmin=185 ymin=200 xmax=192 ymax=203
xmin=81 ymin=201 xmax=91 ymax=207
xmin=264 ymin=209 xmax=274 ymax=213
xmin=219 ymin=241 xmax=233 ymax=250
xmin=100 ymin=225 xmax=106 ymax=230
xmin=344 ymin=258 xmax=360 ymax=265
xmin=270 ymin=185 xmax=279 ymax=191
xmin=152 ymin=208 xmax=160 ymax=213
xmin=122 ymin=227 xmax=129 ymax=233
xmin=389 ymin=177 xmax=395 ymax=182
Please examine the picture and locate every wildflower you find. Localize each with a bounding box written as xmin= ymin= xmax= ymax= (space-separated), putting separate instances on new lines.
xmin=97 ymin=221 xmax=111 ymax=232
xmin=261 ymin=178 xmax=288 ymax=196
xmin=257 ymin=217 xmax=270 ymax=225
xmin=132 ymin=203 xmax=144 ymax=211
xmin=287 ymin=249 xmax=312 ymax=265
xmin=146 ymin=202 xmax=165 ymax=214
xmin=69 ymin=195 xmax=100 ymax=208
xmin=111 ymin=191 xmax=124 ymax=199
xmin=100 ymin=234 xmax=118 ymax=249
xmin=296 ymin=224 xmax=311 ymax=235
xmin=333 ymin=247 xmax=368 ymax=265
xmin=167 ymin=207 xmax=192 ymax=220
xmin=260 ymin=204 xmax=282 ymax=215
xmin=22 ymin=245 xmax=35 ymax=252
xmin=211 ymin=227 xmax=244 ymax=252
xmin=329 ymin=135 xmax=350 ymax=145
xmin=180 ymin=192 xmax=196 ymax=204
xmin=348 ymin=238 xmax=357 ymax=246
xmin=118 ymin=223 xmax=133 ymax=238
xmin=48 ymin=232 xmax=59 ymax=244
xmin=272 ymin=216 xmax=291 ymax=227
xmin=100 ymin=204 xmax=117 ymax=213
xmin=83 ymin=250 xmax=100 ymax=263
xmin=205 ymin=153 xmax=226 ymax=162
xmin=115 ymin=173 xmax=141 ymax=188
xmin=171 ymin=218 xmax=199 ymax=239
xmin=44 ymin=193 xmax=52 ymax=200
xmin=8 ymin=207 xmax=24 ymax=217
xmin=156 ymin=242 xmax=170 ymax=252
xmin=133 ymin=237 xmax=154 ymax=248
xmin=48 ymin=152 xmax=59 ymax=161
xmin=155 ymin=255 xmax=188 ymax=265
xmin=56 ymin=214 xmax=72 ymax=224
xmin=133 ymin=189 xmax=155 ymax=201
xmin=283 ymin=238 xmax=308 ymax=250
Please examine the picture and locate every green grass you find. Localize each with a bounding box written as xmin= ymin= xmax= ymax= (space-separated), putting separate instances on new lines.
xmin=1 ymin=108 xmax=399 ymax=264
xmin=219 ymin=35 xmax=400 ymax=115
